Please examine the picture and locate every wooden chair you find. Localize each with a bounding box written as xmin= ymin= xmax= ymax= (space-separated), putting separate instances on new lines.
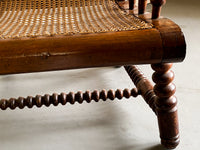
xmin=0 ymin=0 xmax=186 ymax=149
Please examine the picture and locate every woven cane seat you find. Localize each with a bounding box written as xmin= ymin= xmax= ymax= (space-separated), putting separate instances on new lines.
xmin=0 ymin=0 xmax=152 ymax=39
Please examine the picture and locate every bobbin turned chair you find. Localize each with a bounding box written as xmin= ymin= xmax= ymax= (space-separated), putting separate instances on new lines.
xmin=0 ymin=0 xmax=186 ymax=149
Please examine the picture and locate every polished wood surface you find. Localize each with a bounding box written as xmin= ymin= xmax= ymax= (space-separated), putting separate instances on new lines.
xmin=152 ymin=63 xmax=179 ymax=149
xmin=152 ymin=19 xmax=186 ymax=62
xmin=139 ymin=0 xmax=148 ymax=14
xmin=0 ymin=18 xmax=185 ymax=75
xmin=0 ymin=29 xmax=162 ymax=74
xmin=124 ymin=65 xmax=156 ymax=112
xmin=151 ymin=0 xmax=166 ymax=19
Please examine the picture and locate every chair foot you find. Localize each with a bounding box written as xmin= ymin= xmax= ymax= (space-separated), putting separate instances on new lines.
xmin=151 ymin=63 xmax=180 ymax=149
xmin=161 ymin=136 xmax=180 ymax=149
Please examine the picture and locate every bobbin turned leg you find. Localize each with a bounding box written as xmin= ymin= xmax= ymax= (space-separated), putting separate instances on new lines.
xmin=151 ymin=63 xmax=179 ymax=149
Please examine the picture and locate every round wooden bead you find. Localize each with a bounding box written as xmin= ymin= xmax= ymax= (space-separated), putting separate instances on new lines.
xmin=151 ymin=63 xmax=172 ymax=73
xmin=152 ymin=70 xmax=174 ymax=84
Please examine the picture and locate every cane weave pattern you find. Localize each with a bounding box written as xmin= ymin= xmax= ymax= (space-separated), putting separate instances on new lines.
xmin=0 ymin=0 xmax=152 ymax=39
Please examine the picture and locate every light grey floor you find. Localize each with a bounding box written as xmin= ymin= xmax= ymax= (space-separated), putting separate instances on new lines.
xmin=0 ymin=0 xmax=199 ymax=150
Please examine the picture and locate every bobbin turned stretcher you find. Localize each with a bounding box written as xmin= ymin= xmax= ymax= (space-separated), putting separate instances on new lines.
xmin=0 ymin=0 xmax=186 ymax=149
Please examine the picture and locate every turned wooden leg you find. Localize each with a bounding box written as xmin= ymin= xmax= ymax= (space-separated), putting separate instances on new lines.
xmin=151 ymin=63 xmax=179 ymax=149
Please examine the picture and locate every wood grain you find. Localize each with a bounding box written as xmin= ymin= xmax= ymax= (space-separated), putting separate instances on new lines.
xmin=0 ymin=18 xmax=186 ymax=75
xmin=124 ymin=65 xmax=157 ymax=112
xmin=0 ymin=29 xmax=163 ymax=74
xmin=152 ymin=63 xmax=180 ymax=149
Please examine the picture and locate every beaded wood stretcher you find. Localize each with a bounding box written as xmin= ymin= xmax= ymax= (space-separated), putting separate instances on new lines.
xmin=0 ymin=0 xmax=186 ymax=149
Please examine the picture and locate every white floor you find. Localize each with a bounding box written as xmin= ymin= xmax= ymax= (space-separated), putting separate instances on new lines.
xmin=0 ymin=0 xmax=199 ymax=149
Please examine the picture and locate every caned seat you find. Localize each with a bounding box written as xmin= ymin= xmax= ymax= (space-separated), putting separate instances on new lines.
xmin=0 ymin=0 xmax=186 ymax=149
xmin=0 ymin=0 xmax=151 ymax=39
